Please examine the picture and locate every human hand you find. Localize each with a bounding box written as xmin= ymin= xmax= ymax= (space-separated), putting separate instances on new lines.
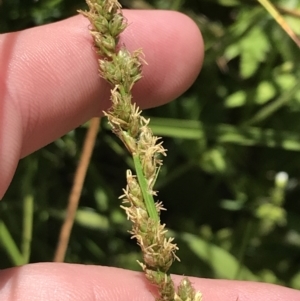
xmin=0 ymin=10 xmax=299 ymax=301
xmin=0 ymin=10 xmax=202 ymax=199
xmin=0 ymin=262 xmax=299 ymax=300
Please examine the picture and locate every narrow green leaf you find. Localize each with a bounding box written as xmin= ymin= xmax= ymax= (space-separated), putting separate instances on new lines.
xmin=75 ymin=209 xmax=109 ymax=230
xmin=181 ymin=232 xmax=258 ymax=281
xmin=149 ymin=117 xmax=300 ymax=151
xmin=133 ymin=153 xmax=159 ymax=222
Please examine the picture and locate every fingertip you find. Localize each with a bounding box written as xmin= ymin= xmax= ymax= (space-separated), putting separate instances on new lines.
xmin=122 ymin=10 xmax=204 ymax=108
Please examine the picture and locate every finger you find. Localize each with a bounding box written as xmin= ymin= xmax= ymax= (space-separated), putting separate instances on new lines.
xmin=0 ymin=11 xmax=204 ymax=199
xmin=0 ymin=263 xmax=299 ymax=300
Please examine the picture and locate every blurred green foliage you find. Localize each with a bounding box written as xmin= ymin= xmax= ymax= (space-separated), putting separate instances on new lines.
xmin=1 ymin=0 xmax=300 ymax=290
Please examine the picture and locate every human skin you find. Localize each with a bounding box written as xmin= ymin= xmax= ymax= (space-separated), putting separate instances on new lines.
xmin=0 ymin=10 xmax=299 ymax=301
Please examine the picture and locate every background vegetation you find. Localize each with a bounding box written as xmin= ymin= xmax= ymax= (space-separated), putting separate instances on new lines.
xmin=1 ymin=0 xmax=300 ymax=290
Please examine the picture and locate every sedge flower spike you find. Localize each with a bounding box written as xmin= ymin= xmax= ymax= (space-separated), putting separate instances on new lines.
xmin=79 ymin=1 xmax=202 ymax=300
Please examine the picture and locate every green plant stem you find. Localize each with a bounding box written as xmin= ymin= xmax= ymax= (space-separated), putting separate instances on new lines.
xmin=244 ymin=82 xmax=300 ymax=126
xmin=133 ymin=153 xmax=159 ymax=222
xmin=0 ymin=220 xmax=23 ymax=266
xmin=22 ymin=194 xmax=34 ymax=264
